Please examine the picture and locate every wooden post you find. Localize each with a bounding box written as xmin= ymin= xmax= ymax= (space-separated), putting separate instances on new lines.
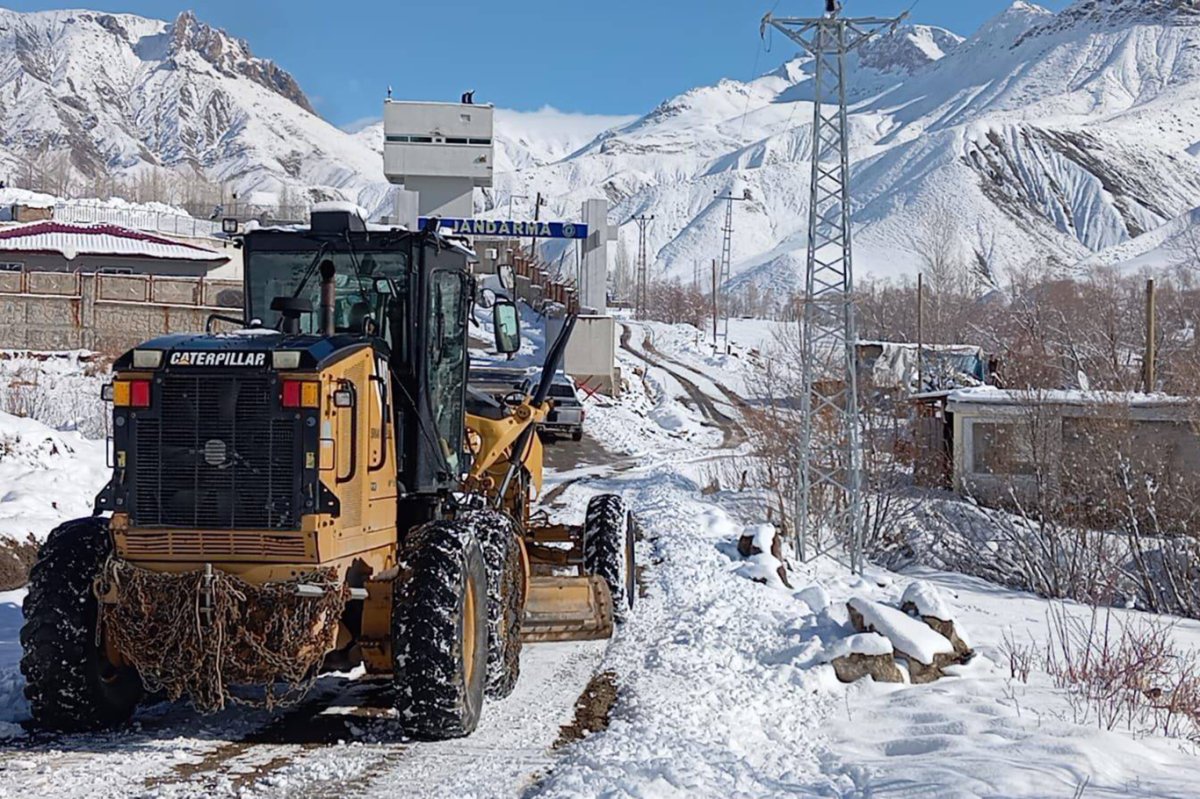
xmin=916 ymin=272 xmax=924 ymax=393
xmin=1144 ymin=278 xmax=1157 ymax=393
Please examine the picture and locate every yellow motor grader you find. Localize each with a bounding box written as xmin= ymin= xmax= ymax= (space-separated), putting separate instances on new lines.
xmin=19 ymin=206 xmax=635 ymax=738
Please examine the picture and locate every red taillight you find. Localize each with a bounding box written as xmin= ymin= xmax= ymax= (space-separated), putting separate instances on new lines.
xmin=282 ymin=381 xmax=302 ymax=408
xmin=130 ymin=380 xmax=151 ymax=408
xmin=282 ymin=381 xmax=320 ymax=409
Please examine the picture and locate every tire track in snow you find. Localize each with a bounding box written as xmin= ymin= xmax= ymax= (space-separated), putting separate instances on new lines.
xmin=618 ymin=324 xmax=746 ymax=448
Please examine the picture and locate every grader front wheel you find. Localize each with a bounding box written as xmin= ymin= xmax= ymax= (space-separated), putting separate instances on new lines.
xmin=583 ymin=495 xmax=636 ymax=622
xmin=462 ymin=510 xmax=526 ymax=700
xmin=392 ymin=520 xmax=489 ymax=740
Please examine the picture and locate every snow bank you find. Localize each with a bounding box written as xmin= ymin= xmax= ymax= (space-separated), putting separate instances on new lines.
xmin=544 ymin=316 xmax=1200 ymax=798
xmin=847 ymin=597 xmax=955 ymax=665
xmin=798 ymin=584 xmax=831 ymax=614
xmin=0 ymin=351 xmax=109 ymax=439
xmin=0 ymin=411 xmax=108 ymax=546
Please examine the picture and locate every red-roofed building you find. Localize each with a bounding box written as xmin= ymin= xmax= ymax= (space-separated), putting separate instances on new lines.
xmin=0 ymin=221 xmax=230 ymax=277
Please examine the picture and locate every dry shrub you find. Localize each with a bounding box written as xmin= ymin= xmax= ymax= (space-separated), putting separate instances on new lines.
xmin=642 ymin=279 xmax=712 ymax=328
xmin=1046 ymin=603 xmax=1200 ymax=742
xmin=737 ymin=329 xmax=916 ymax=559
xmin=1000 ymin=628 xmax=1037 ymax=684
xmin=2 ymin=366 xmax=49 ymax=420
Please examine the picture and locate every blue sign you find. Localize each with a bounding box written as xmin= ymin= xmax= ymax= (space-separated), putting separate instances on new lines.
xmin=419 ymin=217 xmax=589 ymax=240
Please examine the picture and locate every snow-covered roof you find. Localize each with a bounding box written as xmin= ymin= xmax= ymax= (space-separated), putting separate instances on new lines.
xmin=948 ymin=386 xmax=1195 ymax=409
xmin=311 ymin=200 xmax=369 ymax=219
xmin=859 ymin=341 xmax=983 ymax=356
xmin=0 ymin=221 xmax=227 ymax=262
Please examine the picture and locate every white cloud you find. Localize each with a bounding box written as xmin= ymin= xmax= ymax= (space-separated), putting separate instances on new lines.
xmin=340 ymin=116 xmax=382 ymax=134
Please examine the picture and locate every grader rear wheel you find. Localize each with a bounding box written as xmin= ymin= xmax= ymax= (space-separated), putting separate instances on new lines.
xmin=20 ymin=517 xmax=144 ymax=732
xmin=392 ymin=520 xmax=489 ymax=740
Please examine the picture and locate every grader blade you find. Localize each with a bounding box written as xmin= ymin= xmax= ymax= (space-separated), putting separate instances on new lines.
xmin=521 ymin=575 xmax=613 ymax=642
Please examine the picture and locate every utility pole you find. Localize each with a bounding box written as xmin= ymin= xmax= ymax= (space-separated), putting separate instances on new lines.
xmin=632 ymin=214 xmax=654 ymax=319
xmin=1144 ymin=278 xmax=1157 ymax=393
xmin=716 ymin=189 xmax=752 ymax=353
xmin=530 ymin=192 xmax=545 ymax=264
xmin=712 ymin=259 xmax=719 ymax=342
xmin=916 ymin=272 xmax=924 ymax=393
xmin=763 ymin=2 xmax=907 ymax=575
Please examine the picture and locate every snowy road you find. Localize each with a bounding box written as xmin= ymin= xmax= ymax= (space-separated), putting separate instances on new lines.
xmin=0 ymin=641 xmax=605 ymax=799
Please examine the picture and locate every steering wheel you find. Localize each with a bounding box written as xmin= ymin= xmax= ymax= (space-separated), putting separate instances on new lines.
xmin=502 ymin=390 xmax=527 ymax=407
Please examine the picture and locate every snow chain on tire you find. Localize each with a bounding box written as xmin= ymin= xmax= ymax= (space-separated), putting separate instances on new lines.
xmin=20 ymin=517 xmax=143 ymax=732
xmin=583 ymin=494 xmax=636 ymax=623
xmin=392 ymin=520 xmax=489 ymax=739
xmin=460 ymin=510 xmax=525 ymax=699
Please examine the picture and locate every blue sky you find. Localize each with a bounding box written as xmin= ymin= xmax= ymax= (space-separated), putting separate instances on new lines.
xmin=4 ymin=1 xmax=1073 ymax=126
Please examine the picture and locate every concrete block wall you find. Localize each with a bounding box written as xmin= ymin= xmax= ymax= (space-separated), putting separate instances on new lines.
xmin=0 ymin=271 xmax=241 ymax=354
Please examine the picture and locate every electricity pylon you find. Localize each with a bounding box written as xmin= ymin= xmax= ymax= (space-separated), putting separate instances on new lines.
xmin=632 ymin=214 xmax=654 ymax=318
xmin=716 ymin=189 xmax=752 ymax=351
xmin=762 ymin=2 xmax=906 ymax=574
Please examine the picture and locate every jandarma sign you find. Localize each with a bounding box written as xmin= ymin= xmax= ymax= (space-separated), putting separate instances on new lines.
xmin=419 ymin=218 xmax=590 ymax=239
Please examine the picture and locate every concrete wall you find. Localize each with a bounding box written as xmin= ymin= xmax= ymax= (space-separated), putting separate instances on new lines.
xmin=546 ymin=314 xmax=620 ymax=396
xmin=0 ymin=270 xmax=242 ymax=353
xmin=950 ymin=399 xmax=1200 ymax=508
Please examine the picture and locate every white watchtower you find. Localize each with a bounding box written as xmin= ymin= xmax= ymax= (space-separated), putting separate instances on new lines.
xmin=383 ymin=100 xmax=494 ymax=220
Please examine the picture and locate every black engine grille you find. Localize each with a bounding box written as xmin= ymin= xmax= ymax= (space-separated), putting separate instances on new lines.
xmin=133 ymin=375 xmax=298 ymax=530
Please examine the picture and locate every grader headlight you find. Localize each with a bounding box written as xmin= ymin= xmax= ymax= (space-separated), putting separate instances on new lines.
xmin=272 ymin=350 xmax=302 ymax=370
xmin=131 ymin=349 xmax=163 ymax=369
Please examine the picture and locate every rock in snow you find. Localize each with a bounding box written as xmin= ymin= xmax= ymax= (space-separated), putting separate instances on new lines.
xmin=735 ymin=522 xmax=792 ymax=589
xmin=847 ymin=597 xmax=961 ymax=684
xmin=826 ymin=633 xmax=904 ymax=685
xmin=901 ymin=580 xmax=974 ymax=657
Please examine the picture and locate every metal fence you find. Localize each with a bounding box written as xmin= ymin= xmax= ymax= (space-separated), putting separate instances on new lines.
xmin=48 ymin=201 xmax=316 ymax=240
xmin=53 ymin=202 xmax=223 ymax=239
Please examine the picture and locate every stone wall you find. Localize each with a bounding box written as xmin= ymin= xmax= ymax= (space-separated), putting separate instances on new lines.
xmin=0 ymin=271 xmax=242 ymax=354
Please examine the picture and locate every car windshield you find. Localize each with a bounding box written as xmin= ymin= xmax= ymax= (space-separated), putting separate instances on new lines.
xmin=246 ymin=250 xmax=410 ymax=334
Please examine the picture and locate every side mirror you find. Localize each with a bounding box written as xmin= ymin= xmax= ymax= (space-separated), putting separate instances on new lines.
xmin=373 ymin=277 xmax=396 ymax=296
xmin=478 ymin=287 xmax=497 ymax=309
xmin=493 ymin=299 xmax=521 ymax=355
xmin=498 ymin=264 xmax=516 ymax=292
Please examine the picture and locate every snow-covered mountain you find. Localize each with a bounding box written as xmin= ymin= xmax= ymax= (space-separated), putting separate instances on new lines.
xmin=490 ymin=0 xmax=1200 ymax=290
xmin=0 ymin=9 xmax=398 ymax=212
xmin=5 ymin=2 xmax=1200 ymax=290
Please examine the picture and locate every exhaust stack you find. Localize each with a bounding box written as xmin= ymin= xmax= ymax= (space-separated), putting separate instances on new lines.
xmin=319 ymin=259 xmax=336 ymax=336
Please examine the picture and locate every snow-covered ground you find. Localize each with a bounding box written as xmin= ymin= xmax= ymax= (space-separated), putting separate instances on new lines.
xmin=0 ymin=411 xmax=108 ymax=548
xmin=1 ymin=318 xmax=1199 ymax=796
